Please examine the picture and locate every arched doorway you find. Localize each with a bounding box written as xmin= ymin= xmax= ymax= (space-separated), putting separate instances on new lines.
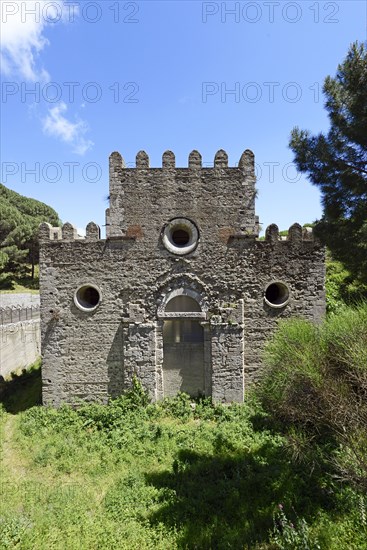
xmin=162 ymin=295 xmax=205 ymax=397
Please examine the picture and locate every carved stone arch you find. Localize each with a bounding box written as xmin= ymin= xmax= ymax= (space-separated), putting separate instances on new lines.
xmin=156 ymin=274 xmax=209 ymax=317
xmin=158 ymin=287 xmax=208 ymax=317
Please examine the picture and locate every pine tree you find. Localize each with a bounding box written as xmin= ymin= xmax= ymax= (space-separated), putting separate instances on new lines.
xmin=0 ymin=183 xmax=60 ymax=285
xmin=290 ymin=41 xmax=367 ymax=283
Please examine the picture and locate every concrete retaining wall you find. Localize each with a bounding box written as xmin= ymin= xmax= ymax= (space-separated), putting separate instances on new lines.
xmin=0 ymin=320 xmax=41 ymax=378
xmin=0 ymin=293 xmax=40 ymax=308
xmin=0 ymin=294 xmax=41 ymax=378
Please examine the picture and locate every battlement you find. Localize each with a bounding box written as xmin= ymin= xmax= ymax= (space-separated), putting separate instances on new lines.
xmin=39 ymin=222 xmax=101 ymax=241
xmin=39 ymin=220 xmax=314 ymax=245
xmin=109 ymin=149 xmax=256 ymax=172
xmin=107 ymin=149 xmax=258 ymax=240
xmin=263 ymin=223 xmax=314 ymax=243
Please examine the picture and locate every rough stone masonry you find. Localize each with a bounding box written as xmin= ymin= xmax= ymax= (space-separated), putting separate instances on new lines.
xmin=39 ymin=149 xmax=325 ymax=406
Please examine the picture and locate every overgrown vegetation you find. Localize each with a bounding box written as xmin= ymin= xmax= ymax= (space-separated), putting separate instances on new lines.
xmin=259 ymin=303 xmax=367 ymax=499
xmin=1 ymin=356 xmax=367 ymax=548
xmin=1 ymin=254 xmax=366 ymax=547
xmin=325 ymin=252 xmax=367 ymax=314
xmin=0 ymin=183 xmax=60 ymax=289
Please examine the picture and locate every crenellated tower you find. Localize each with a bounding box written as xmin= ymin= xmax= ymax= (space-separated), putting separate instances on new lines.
xmin=106 ymin=150 xmax=259 ymax=241
xmin=39 ymin=149 xmax=325 ymax=407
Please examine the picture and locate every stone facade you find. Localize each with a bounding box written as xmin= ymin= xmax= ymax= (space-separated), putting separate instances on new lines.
xmin=39 ymin=149 xmax=325 ymax=406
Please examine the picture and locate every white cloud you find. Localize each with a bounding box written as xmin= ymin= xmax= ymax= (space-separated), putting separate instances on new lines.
xmin=0 ymin=0 xmax=75 ymax=81
xmin=0 ymin=1 xmax=91 ymax=154
xmin=42 ymin=102 xmax=94 ymax=155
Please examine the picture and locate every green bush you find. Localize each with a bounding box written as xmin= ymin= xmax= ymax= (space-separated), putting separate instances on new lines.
xmin=259 ymin=304 xmax=367 ymax=492
xmin=325 ymin=255 xmax=367 ymax=314
xmin=271 ymin=505 xmax=321 ymax=550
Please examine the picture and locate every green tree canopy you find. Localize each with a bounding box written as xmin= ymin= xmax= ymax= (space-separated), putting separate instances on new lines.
xmin=290 ymin=41 xmax=367 ymax=283
xmin=0 ymin=183 xmax=60 ymax=282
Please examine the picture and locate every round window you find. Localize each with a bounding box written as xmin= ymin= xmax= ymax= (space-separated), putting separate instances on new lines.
xmin=264 ymin=282 xmax=290 ymax=308
xmin=162 ymin=218 xmax=199 ymax=255
xmin=74 ymin=284 xmax=101 ymax=312
xmin=172 ymin=229 xmax=190 ymax=246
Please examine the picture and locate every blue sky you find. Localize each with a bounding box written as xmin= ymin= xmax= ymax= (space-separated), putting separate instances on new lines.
xmin=1 ymin=0 xmax=366 ymax=236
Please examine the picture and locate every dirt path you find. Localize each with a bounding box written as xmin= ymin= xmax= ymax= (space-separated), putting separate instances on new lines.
xmin=1 ymin=414 xmax=28 ymax=481
xmin=0 ymin=413 xmax=101 ymax=494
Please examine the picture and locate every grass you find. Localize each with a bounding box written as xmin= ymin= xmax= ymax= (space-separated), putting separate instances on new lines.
xmin=1 ymin=304 xmax=367 ymax=548
xmin=0 ymin=265 xmax=39 ymax=293
xmin=0 ymin=284 xmax=39 ymax=295
xmin=0 ymin=369 xmax=366 ymax=549
xmin=0 ymin=389 xmax=285 ymax=549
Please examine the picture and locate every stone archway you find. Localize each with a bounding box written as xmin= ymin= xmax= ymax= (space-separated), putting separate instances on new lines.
xmin=162 ymin=295 xmax=205 ymax=397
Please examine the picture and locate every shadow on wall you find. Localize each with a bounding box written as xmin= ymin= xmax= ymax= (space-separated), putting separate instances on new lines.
xmin=107 ymin=323 xmax=124 ymax=398
xmin=0 ymin=360 xmax=42 ymax=413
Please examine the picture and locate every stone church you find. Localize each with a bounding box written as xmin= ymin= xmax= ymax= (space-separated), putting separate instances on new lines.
xmin=39 ymin=149 xmax=325 ymax=406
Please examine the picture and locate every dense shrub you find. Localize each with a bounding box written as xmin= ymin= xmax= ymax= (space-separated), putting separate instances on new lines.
xmin=325 ymin=254 xmax=367 ymax=314
xmin=259 ymin=304 xmax=367 ymax=492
